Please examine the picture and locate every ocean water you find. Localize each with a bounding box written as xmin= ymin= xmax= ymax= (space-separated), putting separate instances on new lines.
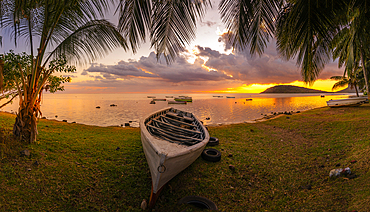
xmin=0 ymin=93 xmax=353 ymax=127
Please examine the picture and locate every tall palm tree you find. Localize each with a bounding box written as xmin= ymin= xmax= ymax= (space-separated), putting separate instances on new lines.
xmin=331 ymin=0 xmax=370 ymax=99
xmin=331 ymin=66 xmax=361 ymax=96
xmin=219 ymin=0 xmax=370 ymax=98
xmin=0 ymin=0 xmax=211 ymax=143
xmin=219 ymin=0 xmax=370 ymax=97
xmin=0 ymin=0 xmax=128 ymax=143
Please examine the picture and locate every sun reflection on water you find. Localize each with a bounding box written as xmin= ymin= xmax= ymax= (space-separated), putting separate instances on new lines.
xmin=0 ymin=93 xmax=353 ymax=127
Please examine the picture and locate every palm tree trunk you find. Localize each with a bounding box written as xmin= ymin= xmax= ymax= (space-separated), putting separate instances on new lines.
xmin=355 ymin=84 xmax=359 ymax=97
xmin=0 ymin=58 xmax=4 ymax=91
xmin=360 ymin=48 xmax=369 ymax=99
xmin=13 ymin=102 xmax=38 ymax=143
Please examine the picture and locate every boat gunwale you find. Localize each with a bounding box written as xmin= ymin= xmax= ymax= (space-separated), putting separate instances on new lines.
xmin=140 ymin=107 xmax=209 ymax=158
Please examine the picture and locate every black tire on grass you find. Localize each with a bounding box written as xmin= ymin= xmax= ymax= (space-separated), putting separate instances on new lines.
xmin=201 ymin=148 xmax=221 ymax=162
xmin=207 ymin=137 xmax=219 ymax=146
xmin=178 ymin=195 xmax=218 ymax=210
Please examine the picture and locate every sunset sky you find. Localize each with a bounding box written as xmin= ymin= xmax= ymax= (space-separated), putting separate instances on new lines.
xmin=1 ymin=0 xmax=345 ymax=94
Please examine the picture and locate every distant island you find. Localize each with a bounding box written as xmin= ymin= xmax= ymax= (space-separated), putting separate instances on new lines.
xmin=260 ymin=85 xmax=356 ymax=93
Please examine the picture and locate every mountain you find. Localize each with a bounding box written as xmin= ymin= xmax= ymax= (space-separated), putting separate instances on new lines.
xmin=335 ymin=86 xmax=358 ymax=93
xmin=260 ymin=85 xmax=328 ymax=93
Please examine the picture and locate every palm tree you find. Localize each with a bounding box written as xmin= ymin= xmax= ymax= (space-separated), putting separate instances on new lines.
xmin=0 ymin=0 xmax=128 ymax=143
xmin=331 ymin=67 xmax=361 ymax=96
xmin=219 ymin=0 xmax=370 ymax=96
xmin=219 ymin=0 xmax=343 ymax=84
xmin=0 ymin=0 xmax=211 ymax=143
xmin=331 ymin=0 xmax=370 ymax=99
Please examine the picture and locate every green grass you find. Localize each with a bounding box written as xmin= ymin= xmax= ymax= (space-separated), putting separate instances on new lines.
xmin=1 ymin=104 xmax=370 ymax=211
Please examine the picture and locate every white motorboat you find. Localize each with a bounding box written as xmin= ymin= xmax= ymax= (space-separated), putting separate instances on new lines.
xmin=326 ymin=97 xmax=368 ymax=107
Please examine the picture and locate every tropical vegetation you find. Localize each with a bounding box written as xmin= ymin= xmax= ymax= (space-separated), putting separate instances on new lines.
xmin=0 ymin=0 xmax=211 ymax=143
xmin=1 ymin=0 xmax=370 ymax=143
xmin=219 ymin=0 xmax=370 ymax=94
xmin=330 ymin=67 xmax=362 ymax=96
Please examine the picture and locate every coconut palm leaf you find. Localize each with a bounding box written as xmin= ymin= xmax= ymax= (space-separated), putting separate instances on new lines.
xmin=276 ymin=0 xmax=346 ymax=85
xmin=332 ymin=79 xmax=350 ymax=91
xmin=116 ymin=0 xmax=152 ymax=53
xmin=150 ymin=0 xmax=210 ymax=63
xmin=219 ymin=0 xmax=281 ymax=55
xmin=45 ymin=19 xmax=128 ymax=66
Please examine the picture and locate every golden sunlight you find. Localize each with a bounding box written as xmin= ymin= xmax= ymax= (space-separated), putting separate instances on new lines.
xmin=213 ymin=79 xmax=339 ymax=93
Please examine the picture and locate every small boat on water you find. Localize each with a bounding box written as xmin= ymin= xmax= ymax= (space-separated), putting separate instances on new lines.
xmin=140 ymin=108 xmax=210 ymax=208
xmin=174 ymin=96 xmax=192 ymax=102
xmin=147 ymin=96 xmax=156 ymax=98
xmin=326 ymin=97 xmax=368 ymax=107
xmin=165 ymin=96 xmax=173 ymax=98
xmin=226 ymin=96 xmax=235 ymax=98
xmin=213 ymin=95 xmax=223 ymax=98
xmin=168 ymin=100 xmax=187 ymax=104
xmin=153 ymin=98 xmax=166 ymax=101
xmin=246 ymin=98 xmax=253 ymax=101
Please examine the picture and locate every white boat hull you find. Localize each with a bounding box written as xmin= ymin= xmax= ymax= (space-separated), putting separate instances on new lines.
xmin=140 ymin=107 xmax=209 ymax=207
xmin=326 ymin=97 xmax=368 ymax=107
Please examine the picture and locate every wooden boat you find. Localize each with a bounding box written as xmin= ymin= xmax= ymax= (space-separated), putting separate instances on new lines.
xmin=147 ymin=96 xmax=156 ymax=98
xmin=165 ymin=96 xmax=173 ymax=98
xmin=246 ymin=98 xmax=253 ymax=101
xmin=153 ymin=98 xmax=166 ymax=101
xmin=326 ymin=97 xmax=368 ymax=107
xmin=140 ymin=108 xmax=210 ymax=208
xmin=174 ymin=96 xmax=192 ymax=102
xmin=226 ymin=96 xmax=235 ymax=98
xmin=168 ymin=100 xmax=186 ymax=104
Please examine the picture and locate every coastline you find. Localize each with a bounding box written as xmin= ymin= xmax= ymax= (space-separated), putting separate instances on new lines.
xmin=0 ymin=93 xmax=349 ymax=128
xmin=1 ymin=107 xmax=319 ymax=128
xmin=1 ymin=104 xmax=369 ymax=211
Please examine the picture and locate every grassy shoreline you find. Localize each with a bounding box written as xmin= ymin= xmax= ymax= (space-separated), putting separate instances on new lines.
xmin=1 ymin=105 xmax=370 ymax=211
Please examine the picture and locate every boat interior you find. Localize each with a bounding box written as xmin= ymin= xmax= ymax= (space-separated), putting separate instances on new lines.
xmin=145 ymin=108 xmax=206 ymax=146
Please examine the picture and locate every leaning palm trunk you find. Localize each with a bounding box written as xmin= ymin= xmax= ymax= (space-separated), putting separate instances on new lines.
xmin=13 ymin=103 xmax=39 ymax=143
xmin=360 ymin=48 xmax=370 ymax=99
xmin=354 ymin=84 xmax=359 ymax=97
xmin=13 ymin=85 xmax=42 ymax=143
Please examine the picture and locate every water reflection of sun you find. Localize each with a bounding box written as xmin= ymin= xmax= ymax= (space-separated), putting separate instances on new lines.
xmin=213 ymin=79 xmax=339 ymax=93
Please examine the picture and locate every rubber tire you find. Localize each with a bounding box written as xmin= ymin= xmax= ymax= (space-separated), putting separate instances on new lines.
xmin=201 ymin=148 xmax=221 ymax=162
xmin=207 ymin=137 xmax=219 ymax=146
xmin=178 ymin=195 xmax=218 ymax=210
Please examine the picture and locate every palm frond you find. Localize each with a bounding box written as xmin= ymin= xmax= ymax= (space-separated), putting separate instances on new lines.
xmin=116 ymin=0 xmax=151 ymax=53
xmin=150 ymin=0 xmax=210 ymax=63
xmin=276 ymin=0 xmax=346 ymax=84
xmin=219 ymin=0 xmax=281 ymax=55
xmin=332 ymin=80 xmax=349 ymax=91
xmin=330 ymin=76 xmax=345 ymax=80
xmin=45 ymin=19 xmax=128 ymax=66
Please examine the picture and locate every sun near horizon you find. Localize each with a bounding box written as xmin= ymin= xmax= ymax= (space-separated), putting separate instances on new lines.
xmin=210 ymin=79 xmax=340 ymax=94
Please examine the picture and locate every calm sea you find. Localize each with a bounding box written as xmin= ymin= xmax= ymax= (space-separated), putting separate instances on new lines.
xmin=0 ymin=93 xmax=353 ymax=127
